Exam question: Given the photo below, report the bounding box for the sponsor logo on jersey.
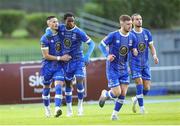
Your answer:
[55,42,61,52]
[119,45,128,56]
[129,40,133,46]
[138,42,146,52]
[64,38,72,48]
[144,34,148,41]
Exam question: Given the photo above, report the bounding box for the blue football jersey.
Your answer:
[130,28,153,68]
[40,33,63,64]
[102,30,137,69]
[57,24,91,60]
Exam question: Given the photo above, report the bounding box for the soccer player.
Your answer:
[130,13,159,114]
[45,12,95,116]
[40,16,71,117]
[98,15,138,120]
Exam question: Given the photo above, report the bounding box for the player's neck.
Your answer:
[134,27,142,32]
[120,29,128,35]
[51,29,58,35]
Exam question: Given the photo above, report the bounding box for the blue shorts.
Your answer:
[41,62,65,85]
[106,62,129,88]
[65,59,86,81]
[131,65,151,80]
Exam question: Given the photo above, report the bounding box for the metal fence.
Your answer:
[0,48,41,63]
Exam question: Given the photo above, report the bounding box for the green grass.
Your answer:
[0,95,180,125]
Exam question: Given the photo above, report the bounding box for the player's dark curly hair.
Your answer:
[64,12,75,20]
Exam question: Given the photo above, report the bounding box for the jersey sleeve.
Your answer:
[101,32,114,46]
[79,29,91,43]
[40,35,49,50]
[146,29,153,45]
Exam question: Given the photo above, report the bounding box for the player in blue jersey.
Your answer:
[98,15,138,120]
[45,12,95,116]
[130,13,159,114]
[40,16,72,118]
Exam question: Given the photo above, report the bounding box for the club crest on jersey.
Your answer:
[119,45,128,56]
[64,38,72,48]
[138,42,146,52]
[144,34,148,41]
[55,42,61,52]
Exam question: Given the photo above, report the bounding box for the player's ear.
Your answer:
[120,21,123,26]
[47,20,50,27]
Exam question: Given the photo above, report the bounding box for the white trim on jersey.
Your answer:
[119,30,129,37]
[85,38,91,44]
[41,47,49,50]
[149,41,154,45]
[132,28,143,33]
[101,40,107,47]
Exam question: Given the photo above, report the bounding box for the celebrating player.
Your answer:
[40,16,71,118]
[45,12,95,116]
[98,15,138,120]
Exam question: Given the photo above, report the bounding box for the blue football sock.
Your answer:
[136,84,144,107]
[114,95,125,112]
[42,88,50,107]
[76,83,84,100]
[55,84,62,107]
[143,89,149,96]
[65,86,72,104]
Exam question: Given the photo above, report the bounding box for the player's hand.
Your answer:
[133,48,138,56]
[60,54,72,61]
[153,55,159,64]
[107,54,116,62]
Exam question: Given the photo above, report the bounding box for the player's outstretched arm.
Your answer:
[84,40,95,63]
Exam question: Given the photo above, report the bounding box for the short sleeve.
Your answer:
[101,32,114,46]
[145,29,153,45]
[40,35,49,50]
[79,29,91,43]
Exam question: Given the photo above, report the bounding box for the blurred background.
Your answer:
[0,0,180,104]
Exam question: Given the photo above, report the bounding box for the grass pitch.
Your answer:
[0,95,180,125]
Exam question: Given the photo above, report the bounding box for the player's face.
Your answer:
[133,15,142,27]
[65,16,75,29]
[47,18,59,30]
[122,20,132,33]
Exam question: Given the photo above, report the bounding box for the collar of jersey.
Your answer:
[118,30,129,37]
[65,25,77,31]
[133,28,143,34]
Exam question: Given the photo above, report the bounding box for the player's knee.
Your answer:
[135,78,143,84]
[112,90,121,97]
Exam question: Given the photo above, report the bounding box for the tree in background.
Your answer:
[83,0,180,29]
